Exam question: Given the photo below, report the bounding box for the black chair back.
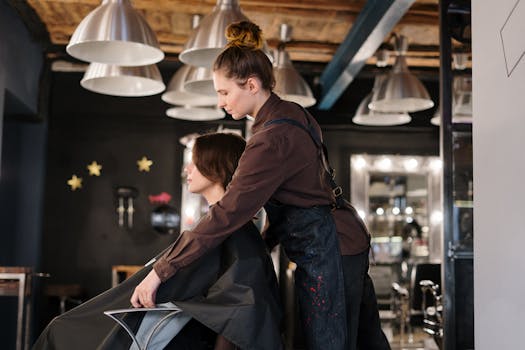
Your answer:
[410,263,441,322]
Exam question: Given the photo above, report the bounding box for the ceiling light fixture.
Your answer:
[369,35,434,113]
[81,63,165,97]
[67,0,164,66]
[178,0,250,68]
[183,66,216,97]
[166,107,225,121]
[273,24,316,108]
[163,14,217,106]
[431,75,472,125]
[353,75,411,126]
[162,65,218,106]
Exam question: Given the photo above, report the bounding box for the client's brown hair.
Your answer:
[192,133,246,189]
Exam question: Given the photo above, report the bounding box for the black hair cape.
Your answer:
[33,222,283,350]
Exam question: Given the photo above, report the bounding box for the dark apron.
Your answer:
[264,113,387,350]
[261,113,350,349]
[264,202,347,349]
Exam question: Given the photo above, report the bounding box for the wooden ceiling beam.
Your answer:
[24,0,447,72]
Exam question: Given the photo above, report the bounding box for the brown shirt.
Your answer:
[154,93,369,282]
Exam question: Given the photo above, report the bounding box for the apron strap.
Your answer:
[264,109,344,208]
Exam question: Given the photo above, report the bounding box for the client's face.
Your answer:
[184,160,215,195]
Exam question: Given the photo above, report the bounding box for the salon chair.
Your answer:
[0,267,50,350]
[104,305,184,350]
[420,279,443,349]
[111,265,143,287]
[391,262,441,344]
[44,283,84,314]
[0,267,33,350]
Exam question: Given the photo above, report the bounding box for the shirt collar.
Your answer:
[251,93,282,134]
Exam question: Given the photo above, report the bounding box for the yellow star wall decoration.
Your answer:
[87,161,102,176]
[67,175,83,191]
[137,156,153,172]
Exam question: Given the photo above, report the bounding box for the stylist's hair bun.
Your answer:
[225,21,264,50]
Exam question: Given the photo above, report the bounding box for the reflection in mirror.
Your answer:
[368,173,428,260]
[351,154,442,263]
[351,154,443,346]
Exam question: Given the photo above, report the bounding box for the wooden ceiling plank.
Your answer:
[24,0,448,71]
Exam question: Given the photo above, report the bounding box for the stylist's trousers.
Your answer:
[342,250,391,350]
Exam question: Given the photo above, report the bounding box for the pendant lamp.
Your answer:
[179,0,251,68]
[431,75,472,125]
[353,93,412,126]
[452,75,472,117]
[163,14,217,104]
[273,24,316,108]
[369,35,434,113]
[166,107,225,121]
[183,66,216,97]
[162,65,218,106]
[81,63,165,97]
[353,74,411,126]
[430,107,472,125]
[67,0,164,66]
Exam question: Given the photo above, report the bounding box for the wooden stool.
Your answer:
[0,266,33,350]
[111,265,143,287]
[44,284,84,314]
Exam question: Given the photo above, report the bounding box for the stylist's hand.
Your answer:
[130,269,161,308]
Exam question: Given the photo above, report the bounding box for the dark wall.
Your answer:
[40,71,244,298]
[0,0,45,267]
[0,1,43,115]
[42,112,186,295]
[0,2,46,348]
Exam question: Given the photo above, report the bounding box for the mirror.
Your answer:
[351,154,442,263]
[350,154,442,316]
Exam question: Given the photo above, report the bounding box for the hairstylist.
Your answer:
[132,21,352,349]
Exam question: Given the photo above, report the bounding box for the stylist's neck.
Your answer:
[251,90,271,118]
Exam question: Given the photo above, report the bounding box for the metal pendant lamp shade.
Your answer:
[183,66,216,97]
[431,75,472,125]
[67,0,164,66]
[179,0,250,68]
[81,63,165,97]
[353,92,411,126]
[273,24,316,107]
[369,36,433,113]
[452,75,472,117]
[166,107,225,121]
[430,108,472,125]
[162,65,218,106]
[274,50,316,108]
[354,74,411,126]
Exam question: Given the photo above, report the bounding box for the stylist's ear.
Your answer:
[246,77,260,95]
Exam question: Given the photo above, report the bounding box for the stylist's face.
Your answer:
[213,70,255,120]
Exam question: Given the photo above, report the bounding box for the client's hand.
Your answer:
[130,269,161,308]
